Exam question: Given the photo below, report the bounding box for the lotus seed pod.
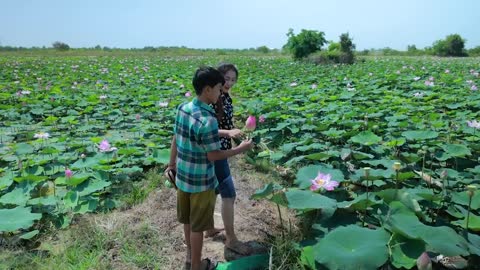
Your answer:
[364,167,371,178]
[467,185,477,197]
[393,162,401,171]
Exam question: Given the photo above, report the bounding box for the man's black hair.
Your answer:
[192,66,225,95]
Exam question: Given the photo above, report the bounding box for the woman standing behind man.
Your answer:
[206,63,252,255]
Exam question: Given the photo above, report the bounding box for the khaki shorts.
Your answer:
[177,189,216,232]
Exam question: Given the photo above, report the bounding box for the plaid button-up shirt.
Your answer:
[174,98,221,193]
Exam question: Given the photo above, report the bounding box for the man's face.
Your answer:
[209,83,222,104]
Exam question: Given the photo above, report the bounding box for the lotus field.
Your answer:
[1,55,480,268]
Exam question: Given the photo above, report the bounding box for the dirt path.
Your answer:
[98,155,280,269]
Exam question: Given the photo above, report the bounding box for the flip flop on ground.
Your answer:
[225,240,253,256]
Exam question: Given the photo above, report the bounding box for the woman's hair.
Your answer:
[215,63,239,122]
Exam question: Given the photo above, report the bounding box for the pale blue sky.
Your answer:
[1,0,479,50]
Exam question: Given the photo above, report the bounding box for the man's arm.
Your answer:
[167,135,177,170]
[207,139,253,161]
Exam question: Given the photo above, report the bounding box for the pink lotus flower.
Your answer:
[185,91,192,97]
[245,116,256,131]
[416,252,432,270]
[310,172,339,191]
[34,132,50,139]
[259,115,266,123]
[158,101,169,107]
[135,114,141,121]
[424,80,434,87]
[98,139,111,152]
[65,168,73,178]
[471,85,478,91]
[467,120,480,129]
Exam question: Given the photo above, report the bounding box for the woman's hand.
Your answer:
[227,129,243,138]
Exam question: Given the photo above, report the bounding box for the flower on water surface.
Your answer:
[467,120,480,129]
[245,116,256,131]
[416,252,432,270]
[65,168,73,178]
[310,172,339,192]
[34,132,50,139]
[413,92,424,98]
[98,139,117,152]
[424,80,434,87]
[158,101,169,107]
[259,115,266,123]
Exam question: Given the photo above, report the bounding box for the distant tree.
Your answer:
[339,33,355,53]
[52,41,70,51]
[328,42,340,52]
[468,46,480,57]
[338,33,355,64]
[256,45,270,53]
[283,28,327,59]
[407,44,417,52]
[432,34,467,57]
[94,45,101,50]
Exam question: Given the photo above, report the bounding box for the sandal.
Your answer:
[204,228,224,238]
[225,240,252,255]
[201,258,217,270]
[165,168,178,190]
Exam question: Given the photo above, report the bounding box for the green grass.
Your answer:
[0,168,169,270]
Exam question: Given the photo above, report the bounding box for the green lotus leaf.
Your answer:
[313,225,390,270]
[285,189,337,210]
[0,206,42,232]
[389,233,425,269]
[441,143,471,157]
[350,131,382,146]
[401,130,438,141]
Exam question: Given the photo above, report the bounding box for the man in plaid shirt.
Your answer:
[166,67,253,270]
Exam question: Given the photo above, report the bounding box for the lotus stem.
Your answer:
[276,203,285,238]
[466,185,476,231]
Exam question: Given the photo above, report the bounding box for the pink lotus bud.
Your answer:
[135,114,141,121]
[416,252,432,270]
[245,116,256,131]
[65,168,73,178]
[185,91,191,97]
[259,115,266,123]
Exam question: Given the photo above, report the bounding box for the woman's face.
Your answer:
[223,70,237,93]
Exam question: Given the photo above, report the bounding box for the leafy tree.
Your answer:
[256,46,270,53]
[283,28,327,59]
[328,42,340,52]
[52,41,70,51]
[339,33,355,53]
[468,46,480,57]
[432,34,467,56]
[407,44,417,52]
